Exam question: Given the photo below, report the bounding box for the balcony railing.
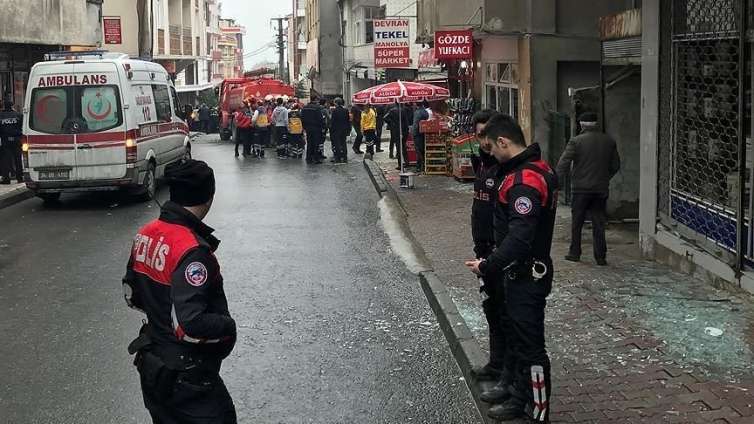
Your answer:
[211,50,222,60]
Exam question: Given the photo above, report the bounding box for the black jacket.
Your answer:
[123,202,236,365]
[301,103,325,131]
[350,106,362,131]
[330,105,351,136]
[555,128,620,195]
[0,108,23,144]
[471,149,501,258]
[412,107,430,141]
[479,144,558,281]
[385,104,411,135]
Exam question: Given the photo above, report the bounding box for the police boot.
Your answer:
[480,378,511,403]
[487,391,526,420]
[472,363,503,382]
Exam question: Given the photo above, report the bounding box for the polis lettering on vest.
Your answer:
[133,233,170,272]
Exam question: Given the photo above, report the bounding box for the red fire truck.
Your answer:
[218,73,295,141]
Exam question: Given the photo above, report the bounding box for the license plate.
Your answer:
[38,169,71,181]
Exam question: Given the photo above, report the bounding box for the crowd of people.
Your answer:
[228,96,436,170]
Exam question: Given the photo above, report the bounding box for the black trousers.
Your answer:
[388,127,399,157]
[481,275,512,374]
[375,122,384,151]
[141,371,237,424]
[352,125,363,151]
[504,271,552,422]
[0,141,22,182]
[332,131,348,161]
[235,128,252,155]
[363,129,377,155]
[396,133,409,169]
[305,130,323,162]
[569,193,608,260]
[414,136,425,172]
[274,127,289,157]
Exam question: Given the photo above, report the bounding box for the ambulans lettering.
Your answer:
[133,234,170,271]
[37,74,108,87]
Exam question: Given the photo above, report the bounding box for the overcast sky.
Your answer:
[221,0,293,70]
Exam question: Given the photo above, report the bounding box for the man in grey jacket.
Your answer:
[556,113,620,266]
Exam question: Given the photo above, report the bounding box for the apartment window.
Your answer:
[155,0,165,28]
[484,62,519,119]
[363,6,385,44]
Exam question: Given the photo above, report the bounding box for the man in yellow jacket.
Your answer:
[361,103,378,160]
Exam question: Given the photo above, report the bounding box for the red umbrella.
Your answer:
[352,80,450,105]
[352,81,449,174]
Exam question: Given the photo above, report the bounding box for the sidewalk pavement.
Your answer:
[0,182,31,210]
[372,151,754,423]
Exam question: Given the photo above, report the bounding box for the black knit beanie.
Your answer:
[159,159,216,206]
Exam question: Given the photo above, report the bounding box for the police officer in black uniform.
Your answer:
[0,97,24,184]
[123,159,237,424]
[468,110,514,390]
[466,114,557,423]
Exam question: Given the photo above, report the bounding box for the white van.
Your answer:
[22,51,191,203]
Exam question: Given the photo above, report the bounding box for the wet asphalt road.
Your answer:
[0,135,478,424]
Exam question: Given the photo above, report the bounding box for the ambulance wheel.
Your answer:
[220,128,231,141]
[138,163,157,202]
[37,193,61,205]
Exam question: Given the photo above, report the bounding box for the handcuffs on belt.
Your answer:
[501,260,548,282]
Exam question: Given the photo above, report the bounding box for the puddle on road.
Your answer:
[377,197,427,274]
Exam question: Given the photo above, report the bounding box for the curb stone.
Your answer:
[0,185,33,210]
[363,159,498,424]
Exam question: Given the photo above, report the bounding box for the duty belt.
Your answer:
[503,259,549,282]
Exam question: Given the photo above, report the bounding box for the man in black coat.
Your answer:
[301,98,326,164]
[375,105,386,153]
[350,104,363,155]
[555,112,620,266]
[330,98,351,163]
[0,98,23,184]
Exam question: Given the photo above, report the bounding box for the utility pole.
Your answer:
[271,17,288,84]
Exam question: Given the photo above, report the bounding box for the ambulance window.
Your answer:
[80,86,121,131]
[151,84,172,122]
[170,86,181,120]
[132,84,157,125]
[30,88,68,134]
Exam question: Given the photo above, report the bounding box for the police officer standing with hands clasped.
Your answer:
[466,114,558,423]
[0,97,24,184]
[468,110,513,392]
[123,159,237,424]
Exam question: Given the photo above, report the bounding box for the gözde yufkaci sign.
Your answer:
[374,19,410,68]
[434,30,473,60]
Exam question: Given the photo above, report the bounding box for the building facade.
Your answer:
[417,0,639,216]
[639,0,754,295]
[218,18,245,79]
[0,0,103,107]
[288,0,309,88]
[305,0,343,99]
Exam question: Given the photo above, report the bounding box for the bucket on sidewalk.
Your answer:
[399,172,415,189]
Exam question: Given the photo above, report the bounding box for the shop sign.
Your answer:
[374,19,410,68]
[103,17,122,45]
[434,30,473,60]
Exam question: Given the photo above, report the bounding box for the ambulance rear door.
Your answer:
[70,61,127,180]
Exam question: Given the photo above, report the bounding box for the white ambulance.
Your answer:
[22,51,191,203]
